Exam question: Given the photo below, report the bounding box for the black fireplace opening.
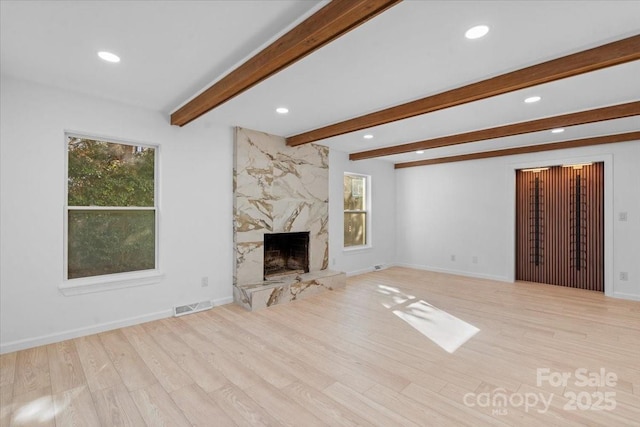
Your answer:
[264,232,309,279]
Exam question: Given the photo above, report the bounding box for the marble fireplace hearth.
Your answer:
[233,270,346,311]
[233,127,345,311]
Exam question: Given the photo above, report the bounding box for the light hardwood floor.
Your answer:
[1,267,639,426]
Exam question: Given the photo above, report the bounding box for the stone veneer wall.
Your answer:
[234,127,329,285]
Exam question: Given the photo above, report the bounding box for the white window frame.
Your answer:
[343,172,372,251]
[61,132,163,296]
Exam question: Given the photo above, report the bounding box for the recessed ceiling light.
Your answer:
[465,25,490,40]
[551,128,565,133]
[97,51,120,63]
[524,96,541,103]
[275,107,289,114]
[363,134,374,139]
[416,150,424,154]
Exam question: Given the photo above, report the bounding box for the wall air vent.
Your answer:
[173,300,213,317]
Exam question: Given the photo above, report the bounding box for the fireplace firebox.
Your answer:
[264,232,309,279]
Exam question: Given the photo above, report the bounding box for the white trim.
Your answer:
[612,292,640,302]
[212,296,234,306]
[346,266,376,277]
[367,265,639,302]
[344,172,372,248]
[63,132,160,287]
[59,269,164,296]
[0,308,172,354]
[392,262,512,283]
[65,130,158,150]
[343,244,372,253]
[63,133,69,281]
[0,295,234,354]
[345,264,388,276]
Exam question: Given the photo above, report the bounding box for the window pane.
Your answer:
[344,175,365,211]
[68,210,155,279]
[68,137,155,207]
[344,212,366,247]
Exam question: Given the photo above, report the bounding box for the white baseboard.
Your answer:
[0,309,172,354]
[390,264,640,301]
[0,295,234,354]
[392,262,512,283]
[346,267,375,277]
[612,292,640,302]
[212,296,234,306]
[345,264,390,277]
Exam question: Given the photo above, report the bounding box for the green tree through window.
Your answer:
[344,174,368,247]
[67,136,156,279]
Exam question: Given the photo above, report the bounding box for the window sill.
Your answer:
[59,270,164,296]
[343,245,372,253]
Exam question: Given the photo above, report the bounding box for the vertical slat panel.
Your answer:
[516,170,524,280]
[516,163,603,291]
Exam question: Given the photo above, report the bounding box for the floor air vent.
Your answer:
[173,300,213,317]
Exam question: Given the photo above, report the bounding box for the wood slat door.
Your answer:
[515,163,604,291]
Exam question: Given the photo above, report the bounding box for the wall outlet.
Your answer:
[332,258,336,266]
[472,256,478,264]
[450,254,456,262]
[619,272,628,281]
[618,212,628,222]
[201,276,209,287]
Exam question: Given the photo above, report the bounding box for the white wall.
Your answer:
[0,76,234,353]
[395,141,640,300]
[2,75,636,353]
[329,150,396,276]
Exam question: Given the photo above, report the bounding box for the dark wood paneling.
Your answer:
[287,35,640,146]
[171,0,402,126]
[394,132,640,169]
[516,163,604,291]
[351,102,640,160]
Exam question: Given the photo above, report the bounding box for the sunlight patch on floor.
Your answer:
[376,284,416,309]
[11,385,84,425]
[12,396,57,425]
[392,299,480,353]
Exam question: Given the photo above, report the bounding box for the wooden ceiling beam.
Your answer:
[349,101,640,160]
[394,132,640,169]
[170,0,402,127]
[287,34,640,146]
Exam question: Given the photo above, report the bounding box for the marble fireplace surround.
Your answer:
[233,127,345,310]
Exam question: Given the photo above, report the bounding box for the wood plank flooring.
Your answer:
[1,267,639,426]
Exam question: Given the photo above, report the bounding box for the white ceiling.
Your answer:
[0,0,322,112]
[2,0,639,163]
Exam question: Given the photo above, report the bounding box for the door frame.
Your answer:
[506,153,613,297]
